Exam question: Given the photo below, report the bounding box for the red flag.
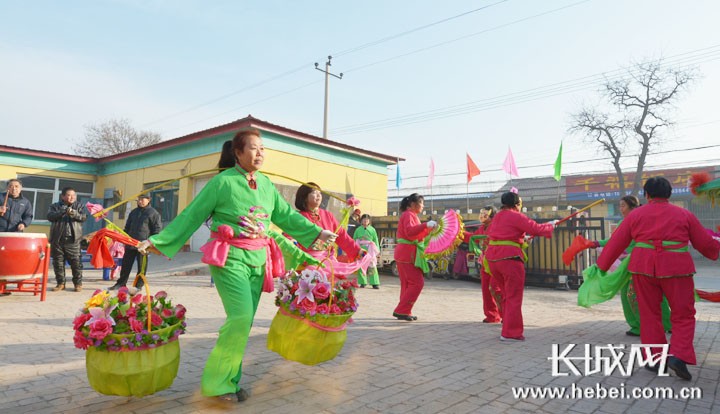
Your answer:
[466,153,481,183]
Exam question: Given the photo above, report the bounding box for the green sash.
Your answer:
[634,240,689,253]
[488,239,529,262]
[397,238,429,273]
[469,234,487,256]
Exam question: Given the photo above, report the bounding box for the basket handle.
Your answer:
[132,255,152,332]
[318,255,336,309]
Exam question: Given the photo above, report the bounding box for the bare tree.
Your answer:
[570,60,695,197]
[72,118,162,157]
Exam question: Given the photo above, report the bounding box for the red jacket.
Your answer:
[597,199,720,277]
[463,225,485,243]
[485,208,553,261]
[299,209,361,260]
[394,210,431,263]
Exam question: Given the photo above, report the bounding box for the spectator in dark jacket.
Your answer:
[47,187,87,292]
[109,194,161,290]
[0,179,33,232]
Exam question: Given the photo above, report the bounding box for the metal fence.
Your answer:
[371,214,606,289]
[525,217,605,289]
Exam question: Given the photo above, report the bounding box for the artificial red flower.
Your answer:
[73,313,92,331]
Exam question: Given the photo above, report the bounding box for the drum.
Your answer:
[0,232,49,281]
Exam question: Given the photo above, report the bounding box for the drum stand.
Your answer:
[0,243,51,301]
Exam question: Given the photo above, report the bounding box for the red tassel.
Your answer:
[689,172,712,195]
[562,235,596,265]
[696,289,720,302]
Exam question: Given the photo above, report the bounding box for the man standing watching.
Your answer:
[47,187,87,292]
[109,194,161,290]
[0,179,33,232]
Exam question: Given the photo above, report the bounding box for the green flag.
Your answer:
[553,142,563,182]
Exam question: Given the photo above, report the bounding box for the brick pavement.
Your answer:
[1,258,719,414]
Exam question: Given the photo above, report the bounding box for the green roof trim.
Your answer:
[0,152,99,175]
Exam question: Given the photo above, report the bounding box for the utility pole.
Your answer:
[315,56,343,139]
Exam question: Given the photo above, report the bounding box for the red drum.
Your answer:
[0,232,49,281]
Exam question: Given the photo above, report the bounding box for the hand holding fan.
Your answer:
[423,209,465,260]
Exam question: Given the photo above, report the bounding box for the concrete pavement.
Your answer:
[0,252,718,413]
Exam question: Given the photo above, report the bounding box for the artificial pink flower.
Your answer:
[73,330,93,350]
[329,304,342,315]
[117,291,128,302]
[155,291,167,300]
[312,282,331,300]
[129,317,144,333]
[174,305,186,319]
[346,197,360,206]
[88,319,114,340]
[162,309,173,318]
[124,307,137,318]
[131,294,143,305]
[73,313,92,331]
[85,202,107,222]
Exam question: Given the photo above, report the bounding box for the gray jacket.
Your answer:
[0,192,33,232]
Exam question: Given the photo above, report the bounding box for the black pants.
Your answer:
[51,238,83,286]
[116,248,145,288]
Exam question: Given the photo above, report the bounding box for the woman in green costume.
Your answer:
[579,195,671,336]
[138,129,338,403]
[354,214,381,288]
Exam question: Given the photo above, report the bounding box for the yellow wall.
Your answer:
[0,165,97,237]
[97,148,387,229]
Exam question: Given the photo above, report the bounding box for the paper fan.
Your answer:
[423,209,464,260]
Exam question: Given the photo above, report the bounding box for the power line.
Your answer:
[139,1,510,128]
[332,45,720,135]
[333,0,510,57]
[342,0,593,75]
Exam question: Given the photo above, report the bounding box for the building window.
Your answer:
[144,181,179,228]
[16,175,95,223]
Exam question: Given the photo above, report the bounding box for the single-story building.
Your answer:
[1,115,401,251]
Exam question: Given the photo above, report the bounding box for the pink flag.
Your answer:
[502,147,520,177]
[426,158,435,188]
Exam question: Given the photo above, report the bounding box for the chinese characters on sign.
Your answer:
[565,168,715,200]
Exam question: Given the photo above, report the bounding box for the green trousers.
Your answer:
[621,279,672,335]
[357,265,380,286]
[201,259,264,396]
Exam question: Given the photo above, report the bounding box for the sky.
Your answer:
[2,0,719,195]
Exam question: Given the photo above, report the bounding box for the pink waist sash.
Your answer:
[199,224,284,293]
[305,243,379,276]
